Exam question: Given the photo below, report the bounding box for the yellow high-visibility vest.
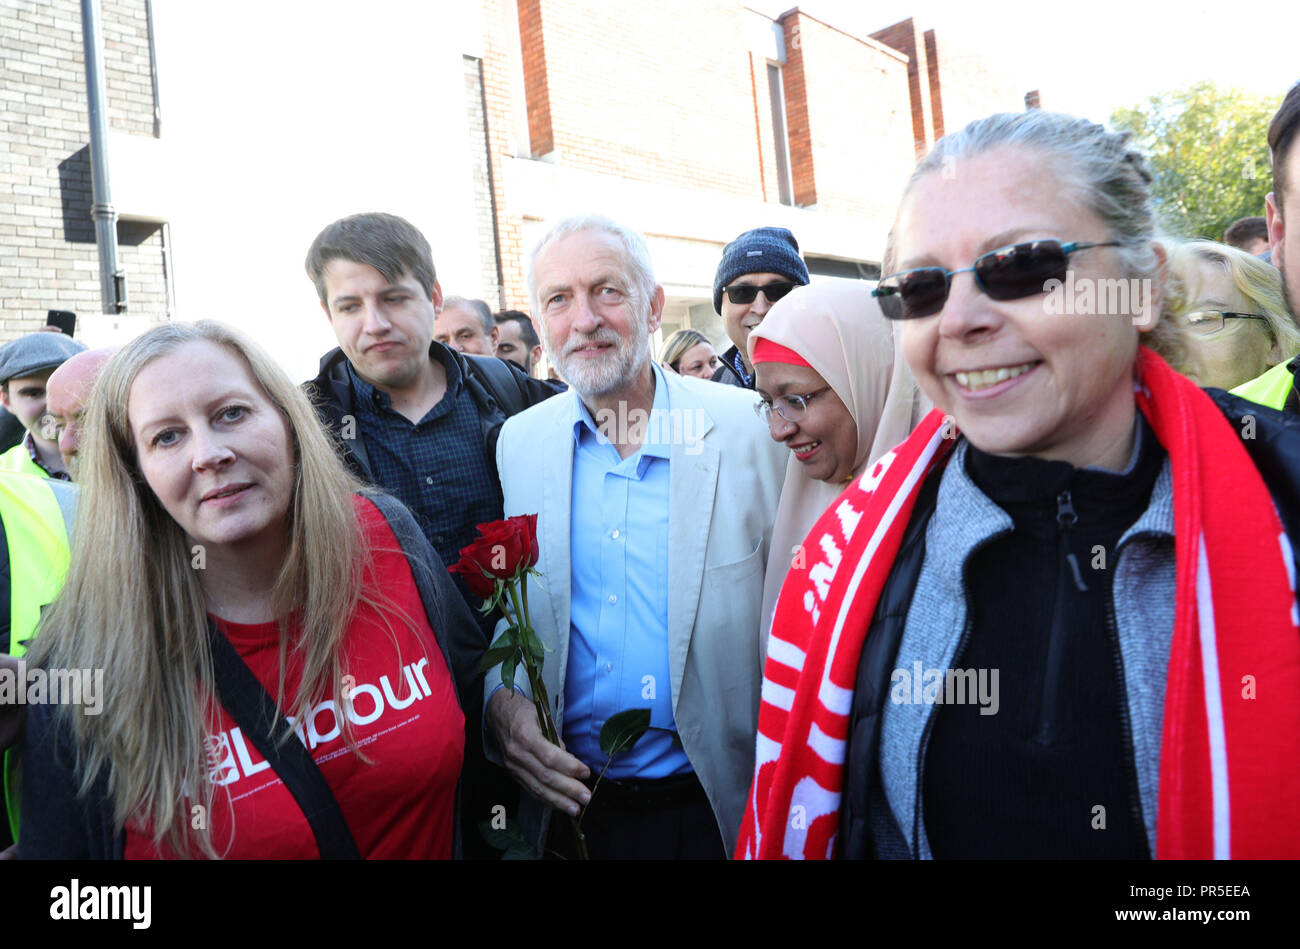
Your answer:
[0,442,48,480]
[1,472,76,843]
[1231,358,1298,411]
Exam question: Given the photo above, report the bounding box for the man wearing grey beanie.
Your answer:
[710,226,810,388]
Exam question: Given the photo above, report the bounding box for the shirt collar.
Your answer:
[722,345,754,388]
[24,431,71,481]
[347,342,462,414]
[570,361,673,460]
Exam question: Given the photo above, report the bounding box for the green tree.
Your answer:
[1111,81,1278,242]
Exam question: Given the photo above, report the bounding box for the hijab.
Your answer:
[748,281,928,638]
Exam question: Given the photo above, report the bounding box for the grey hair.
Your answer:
[905,111,1161,286]
[442,296,494,335]
[525,214,657,316]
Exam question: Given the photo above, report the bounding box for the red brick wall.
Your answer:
[870,17,934,158]
[782,12,916,218]
[923,29,943,141]
[517,0,552,158]
[516,0,764,199]
[782,13,815,206]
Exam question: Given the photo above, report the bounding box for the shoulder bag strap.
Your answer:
[206,618,361,859]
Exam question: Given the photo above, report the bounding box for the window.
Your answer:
[767,63,794,206]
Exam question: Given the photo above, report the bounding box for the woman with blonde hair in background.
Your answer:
[1148,238,1299,392]
[19,321,479,859]
[748,282,926,637]
[659,328,720,380]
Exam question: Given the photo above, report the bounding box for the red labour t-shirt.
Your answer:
[125,497,465,859]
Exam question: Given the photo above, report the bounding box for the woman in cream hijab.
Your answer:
[749,282,927,636]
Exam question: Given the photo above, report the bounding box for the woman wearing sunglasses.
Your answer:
[748,282,925,638]
[739,111,1300,860]
[1147,239,1300,392]
[19,322,478,858]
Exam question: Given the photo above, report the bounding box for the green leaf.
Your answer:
[488,624,519,649]
[501,652,518,694]
[519,625,545,664]
[477,818,538,859]
[477,643,522,674]
[599,707,652,757]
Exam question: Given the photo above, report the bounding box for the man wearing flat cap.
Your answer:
[0,332,87,480]
[710,227,810,389]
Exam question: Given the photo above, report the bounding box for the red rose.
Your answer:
[512,514,539,571]
[449,547,497,598]
[448,514,539,598]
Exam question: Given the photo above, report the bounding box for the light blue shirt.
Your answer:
[563,363,690,778]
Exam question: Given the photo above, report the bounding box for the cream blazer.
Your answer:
[486,368,787,856]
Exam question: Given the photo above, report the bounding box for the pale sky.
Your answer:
[752,0,1298,124]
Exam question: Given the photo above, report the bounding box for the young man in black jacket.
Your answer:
[303,212,557,857]
[304,212,558,570]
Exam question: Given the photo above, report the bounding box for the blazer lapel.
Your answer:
[666,378,717,714]
[539,399,575,704]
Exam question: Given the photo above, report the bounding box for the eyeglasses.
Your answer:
[1179,309,1271,337]
[873,239,1122,320]
[754,386,831,425]
[723,282,796,306]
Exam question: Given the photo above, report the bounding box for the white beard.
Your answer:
[546,318,650,399]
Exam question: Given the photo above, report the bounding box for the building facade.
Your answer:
[1,1,1032,376]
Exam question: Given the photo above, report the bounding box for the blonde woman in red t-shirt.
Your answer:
[19,321,475,859]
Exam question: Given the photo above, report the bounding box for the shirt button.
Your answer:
[610,529,620,539]
[605,663,613,673]
[425,476,433,485]
[608,594,617,605]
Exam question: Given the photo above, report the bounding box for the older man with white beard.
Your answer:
[484,215,787,859]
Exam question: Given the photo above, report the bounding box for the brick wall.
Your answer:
[926,30,1027,135]
[781,11,915,219]
[870,17,935,158]
[923,29,943,141]
[0,0,166,339]
[463,55,503,308]
[481,0,530,311]
[782,12,815,206]
[518,0,765,200]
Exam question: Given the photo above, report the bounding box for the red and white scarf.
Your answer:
[738,348,1300,859]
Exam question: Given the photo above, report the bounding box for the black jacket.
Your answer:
[836,389,1300,859]
[710,345,753,389]
[19,492,484,859]
[303,344,562,484]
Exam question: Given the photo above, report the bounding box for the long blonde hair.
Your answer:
[1153,239,1300,373]
[28,321,370,858]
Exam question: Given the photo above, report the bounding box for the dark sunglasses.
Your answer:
[873,239,1122,320]
[723,281,796,305]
